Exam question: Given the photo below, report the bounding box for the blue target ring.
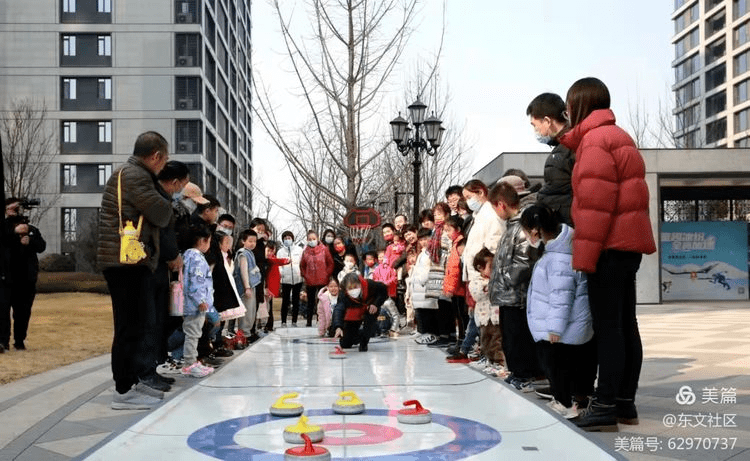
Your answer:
[187,408,501,460]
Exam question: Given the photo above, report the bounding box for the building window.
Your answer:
[98,121,112,142]
[735,107,750,132]
[63,0,76,13]
[705,63,726,91]
[63,208,77,242]
[98,35,111,56]
[63,121,77,142]
[735,79,750,104]
[706,92,726,118]
[705,38,726,66]
[676,78,700,105]
[675,27,699,59]
[735,50,750,77]
[176,34,201,67]
[98,164,112,186]
[734,0,749,20]
[677,104,701,129]
[97,0,111,13]
[705,9,726,39]
[736,135,750,146]
[675,53,700,82]
[63,164,78,186]
[63,78,77,99]
[98,78,111,99]
[675,2,699,34]
[706,117,727,144]
[62,35,76,56]
[735,21,750,47]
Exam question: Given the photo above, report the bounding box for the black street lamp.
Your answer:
[389,99,445,224]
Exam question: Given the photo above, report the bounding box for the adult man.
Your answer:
[97,131,173,410]
[216,214,235,236]
[444,185,464,215]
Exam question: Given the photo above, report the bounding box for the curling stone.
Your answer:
[329,345,347,359]
[270,392,305,417]
[332,390,365,415]
[284,433,331,461]
[397,399,432,424]
[283,415,325,444]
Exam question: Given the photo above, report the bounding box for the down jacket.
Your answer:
[278,244,304,285]
[559,109,656,273]
[97,156,173,272]
[409,250,438,310]
[536,141,575,227]
[488,212,541,308]
[526,224,593,345]
[299,243,333,287]
[332,277,388,327]
[462,200,505,282]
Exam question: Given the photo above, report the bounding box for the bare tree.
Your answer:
[1,99,58,221]
[253,0,428,224]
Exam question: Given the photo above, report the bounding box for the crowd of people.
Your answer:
[95,77,656,433]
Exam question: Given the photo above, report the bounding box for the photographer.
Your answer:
[1,198,46,350]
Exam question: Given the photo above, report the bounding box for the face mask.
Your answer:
[172,192,183,202]
[344,261,355,269]
[527,238,542,248]
[365,260,375,267]
[467,197,482,211]
[383,233,394,242]
[308,240,318,247]
[216,225,232,236]
[348,288,361,298]
[324,236,334,244]
[535,132,553,144]
[283,239,293,247]
[181,198,197,213]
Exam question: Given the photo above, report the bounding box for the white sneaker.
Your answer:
[111,388,161,410]
[547,399,579,419]
[415,333,437,345]
[181,361,214,378]
[157,360,183,375]
[469,357,488,369]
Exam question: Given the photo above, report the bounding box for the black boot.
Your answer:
[616,398,639,425]
[573,397,618,432]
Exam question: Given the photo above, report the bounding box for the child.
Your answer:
[382,223,404,268]
[442,215,468,359]
[332,273,388,351]
[362,251,378,279]
[234,229,262,341]
[214,233,243,353]
[522,205,594,419]
[316,277,340,337]
[265,241,291,330]
[410,228,439,344]
[337,252,361,283]
[372,248,399,327]
[181,225,216,378]
[470,248,506,376]
[428,202,454,346]
[487,180,543,392]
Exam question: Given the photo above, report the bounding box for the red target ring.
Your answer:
[319,423,402,445]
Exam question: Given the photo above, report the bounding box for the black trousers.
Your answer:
[281,282,302,324]
[452,295,468,340]
[104,266,158,394]
[152,264,171,365]
[537,339,597,407]
[0,282,8,347]
[339,312,377,349]
[501,306,541,380]
[416,308,438,335]
[2,281,36,346]
[587,250,643,404]
[305,285,324,327]
[437,298,454,337]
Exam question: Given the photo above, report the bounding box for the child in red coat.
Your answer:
[264,241,290,299]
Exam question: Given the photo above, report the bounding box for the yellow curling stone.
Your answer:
[270,392,305,417]
[332,391,365,415]
[283,415,325,444]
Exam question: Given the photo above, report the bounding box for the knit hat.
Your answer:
[499,175,530,196]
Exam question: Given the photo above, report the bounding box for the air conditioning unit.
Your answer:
[176,12,193,23]
[178,141,196,152]
[177,98,194,110]
[177,56,194,67]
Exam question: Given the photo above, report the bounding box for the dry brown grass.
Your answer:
[1,292,113,384]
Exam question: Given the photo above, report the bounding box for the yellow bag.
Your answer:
[117,170,147,265]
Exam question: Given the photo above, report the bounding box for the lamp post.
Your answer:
[389,99,445,224]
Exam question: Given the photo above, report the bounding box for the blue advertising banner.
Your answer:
[661,222,749,301]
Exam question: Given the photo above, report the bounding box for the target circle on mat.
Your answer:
[187,408,501,460]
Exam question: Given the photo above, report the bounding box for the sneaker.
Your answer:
[535,386,554,400]
[291,323,297,328]
[157,360,183,375]
[547,399,579,419]
[509,377,535,393]
[281,323,287,328]
[468,357,488,369]
[410,330,421,337]
[573,397,618,432]
[213,347,234,357]
[446,344,459,355]
[415,334,438,345]
[446,352,470,363]
[491,365,511,379]
[181,361,214,378]
[111,388,161,410]
[427,337,453,348]
[616,398,639,425]
[135,382,165,399]
[139,374,171,392]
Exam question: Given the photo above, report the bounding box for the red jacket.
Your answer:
[443,234,465,297]
[299,243,334,286]
[265,256,290,297]
[559,109,656,272]
[372,263,397,297]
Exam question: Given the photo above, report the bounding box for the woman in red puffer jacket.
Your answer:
[299,230,334,327]
[559,77,656,432]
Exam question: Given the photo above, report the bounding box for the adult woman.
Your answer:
[332,273,388,351]
[299,230,334,327]
[461,179,505,285]
[278,231,304,327]
[559,77,656,431]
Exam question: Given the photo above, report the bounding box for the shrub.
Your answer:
[39,254,76,272]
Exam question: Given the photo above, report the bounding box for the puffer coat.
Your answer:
[488,212,541,308]
[536,142,574,227]
[526,224,593,344]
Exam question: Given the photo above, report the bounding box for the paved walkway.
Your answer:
[0,301,748,461]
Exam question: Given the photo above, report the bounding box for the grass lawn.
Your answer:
[1,292,113,384]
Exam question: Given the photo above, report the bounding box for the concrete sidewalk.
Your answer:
[0,301,748,461]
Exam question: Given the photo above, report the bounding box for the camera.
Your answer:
[19,198,40,209]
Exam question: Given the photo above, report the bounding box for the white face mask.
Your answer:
[467,197,482,212]
[348,287,361,298]
[284,239,293,247]
[344,261,355,269]
[527,238,542,248]
[216,225,232,236]
[308,240,318,247]
[324,236,334,244]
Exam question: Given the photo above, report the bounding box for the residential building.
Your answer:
[0,0,253,267]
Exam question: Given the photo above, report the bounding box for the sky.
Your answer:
[250,0,675,231]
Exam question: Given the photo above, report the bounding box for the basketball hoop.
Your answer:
[343,207,381,246]
[348,224,373,245]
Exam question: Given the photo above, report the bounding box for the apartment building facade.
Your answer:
[0,0,253,265]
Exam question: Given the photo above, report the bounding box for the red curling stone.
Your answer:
[284,433,331,461]
[329,346,347,359]
[396,399,432,424]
